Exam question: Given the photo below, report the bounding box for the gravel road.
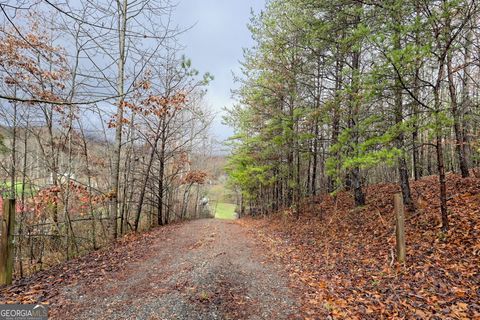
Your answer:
[55,219,300,319]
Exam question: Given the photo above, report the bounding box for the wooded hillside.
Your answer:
[226,0,480,318]
[0,1,214,279]
[227,0,480,231]
[241,174,480,318]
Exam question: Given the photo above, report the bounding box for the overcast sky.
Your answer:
[173,1,265,143]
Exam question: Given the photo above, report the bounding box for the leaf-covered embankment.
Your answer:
[241,174,480,319]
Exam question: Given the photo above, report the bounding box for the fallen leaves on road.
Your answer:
[0,224,179,307]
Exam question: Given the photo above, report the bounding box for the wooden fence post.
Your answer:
[394,193,406,263]
[0,198,15,285]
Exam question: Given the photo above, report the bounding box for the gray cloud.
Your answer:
[173,0,265,142]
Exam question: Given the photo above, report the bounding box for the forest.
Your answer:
[226,0,479,317]
[227,0,479,227]
[0,0,479,319]
[0,0,216,277]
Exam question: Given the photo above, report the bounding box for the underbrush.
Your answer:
[241,174,480,319]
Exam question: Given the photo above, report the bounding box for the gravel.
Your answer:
[55,219,301,320]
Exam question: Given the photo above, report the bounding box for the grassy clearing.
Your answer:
[207,184,233,203]
[0,182,35,196]
[207,182,236,219]
[214,202,236,220]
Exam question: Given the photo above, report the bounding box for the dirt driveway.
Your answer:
[50,219,300,319]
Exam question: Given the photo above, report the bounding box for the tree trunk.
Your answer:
[349,18,365,207]
[157,133,166,226]
[393,17,414,210]
[461,25,473,167]
[447,51,469,178]
[110,0,128,240]
[434,59,449,231]
[311,122,319,196]
[412,3,422,181]
[328,48,343,193]
[134,138,158,231]
[436,133,449,231]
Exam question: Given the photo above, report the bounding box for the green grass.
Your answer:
[207,182,236,219]
[214,202,236,220]
[0,182,36,197]
[207,184,233,203]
